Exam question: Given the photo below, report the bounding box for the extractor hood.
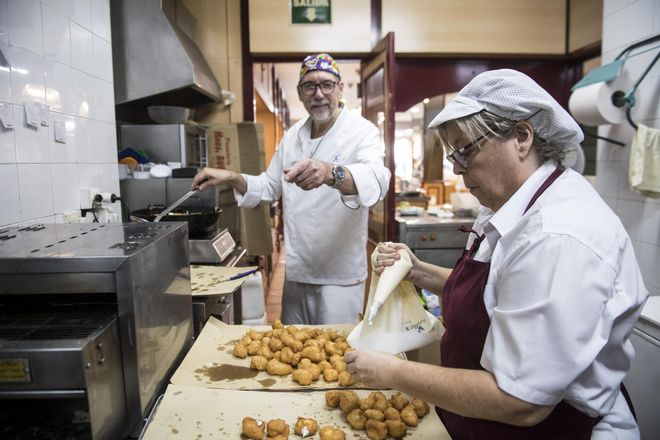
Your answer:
[111,0,222,118]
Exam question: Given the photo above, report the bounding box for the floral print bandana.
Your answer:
[299,53,341,81]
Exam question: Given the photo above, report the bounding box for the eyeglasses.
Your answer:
[298,81,337,96]
[446,135,487,168]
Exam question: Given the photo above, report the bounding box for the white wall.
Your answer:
[594,0,660,296]
[0,0,119,227]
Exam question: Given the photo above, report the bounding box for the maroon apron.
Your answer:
[438,166,604,440]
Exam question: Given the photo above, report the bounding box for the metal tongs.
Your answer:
[153,189,198,222]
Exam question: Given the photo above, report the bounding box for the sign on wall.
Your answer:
[291,0,331,24]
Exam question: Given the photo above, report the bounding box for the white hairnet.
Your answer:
[428,69,583,147]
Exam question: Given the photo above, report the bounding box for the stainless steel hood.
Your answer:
[111,0,221,116]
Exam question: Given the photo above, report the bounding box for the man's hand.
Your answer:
[283,159,332,190]
[191,167,246,193]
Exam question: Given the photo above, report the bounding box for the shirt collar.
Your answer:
[488,161,557,239]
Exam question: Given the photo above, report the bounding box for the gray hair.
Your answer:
[436,111,566,163]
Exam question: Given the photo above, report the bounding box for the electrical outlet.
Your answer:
[62,210,80,223]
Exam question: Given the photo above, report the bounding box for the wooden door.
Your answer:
[360,32,396,309]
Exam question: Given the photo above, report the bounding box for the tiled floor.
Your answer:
[265,248,285,324]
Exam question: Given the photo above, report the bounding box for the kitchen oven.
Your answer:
[0,223,193,439]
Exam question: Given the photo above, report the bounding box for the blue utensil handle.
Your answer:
[228,268,258,280]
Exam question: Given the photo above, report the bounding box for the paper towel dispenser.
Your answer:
[569,34,660,132]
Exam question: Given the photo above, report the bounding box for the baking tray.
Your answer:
[170,317,358,390]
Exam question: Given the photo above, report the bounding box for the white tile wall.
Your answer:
[597,0,660,296]
[0,0,118,226]
[42,4,71,64]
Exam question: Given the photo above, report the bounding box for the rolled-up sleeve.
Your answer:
[234,146,285,208]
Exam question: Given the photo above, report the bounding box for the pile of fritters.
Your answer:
[232,319,355,386]
[241,416,346,440]
[325,390,431,439]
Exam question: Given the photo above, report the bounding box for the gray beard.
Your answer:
[309,106,332,122]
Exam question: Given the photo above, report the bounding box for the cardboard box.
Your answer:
[207,123,273,257]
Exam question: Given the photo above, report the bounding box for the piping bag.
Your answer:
[366,249,413,324]
[348,246,444,355]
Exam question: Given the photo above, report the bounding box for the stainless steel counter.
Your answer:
[396,214,475,268]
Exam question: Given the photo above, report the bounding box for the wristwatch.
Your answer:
[331,164,346,189]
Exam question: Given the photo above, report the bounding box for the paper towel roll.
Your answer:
[569,75,631,126]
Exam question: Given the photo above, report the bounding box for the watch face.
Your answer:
[333,165,345,188]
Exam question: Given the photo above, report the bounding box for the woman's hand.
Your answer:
[373,242,418,276]
[344,350,401,388]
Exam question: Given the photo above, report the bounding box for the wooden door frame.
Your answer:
[361,32,397,243]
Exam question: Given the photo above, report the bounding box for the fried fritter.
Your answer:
[338,371,354,386]
[365,419,388,440]
[390,392,409,411]
[400,404,419,427]
[294,417,318,437]
[338,390,360,414]
[364,409,385,421]
[386,419,407,438]
[323,368,339,382]
[266,418,289,437]
[325,390,341,408]
[266,358,293,376]
[346,408,367,430]
[241,417,265,440]
[292,367,314,386]
[371,391,389,412]
[411,399,430,417]
[384,407,401,421]
[319,426,346,440]
[359,395,375,411]
[232,343,247,358]
[250,355,268,371]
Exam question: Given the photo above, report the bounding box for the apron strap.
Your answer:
[458,225,486,256]
[523,165,566,214]
[620,383,637,422]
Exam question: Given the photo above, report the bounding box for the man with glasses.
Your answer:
[346,69,646,439]
[193,53,390,325]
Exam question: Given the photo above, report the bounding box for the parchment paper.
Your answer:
[170,317,357,390]
[140,385,451,440]
[190,265,258,296]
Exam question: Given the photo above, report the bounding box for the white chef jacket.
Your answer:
[235,107,390,285]
[468,161,647,438]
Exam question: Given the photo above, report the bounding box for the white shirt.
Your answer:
[470,162,647,438]
[235,107,391,285]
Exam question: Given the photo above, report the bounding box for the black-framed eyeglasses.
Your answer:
[446,135,487,168]
[298,80,337,96]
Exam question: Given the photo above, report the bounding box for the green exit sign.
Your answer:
[291,0,331,24]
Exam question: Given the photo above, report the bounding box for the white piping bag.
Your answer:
[366,250,412,324]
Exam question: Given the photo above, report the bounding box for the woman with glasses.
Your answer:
[193,53,390,325]
[345,69,647,439]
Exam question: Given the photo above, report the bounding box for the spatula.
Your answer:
[154,189,198,222]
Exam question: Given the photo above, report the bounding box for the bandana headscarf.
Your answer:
[299,53,341,81]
